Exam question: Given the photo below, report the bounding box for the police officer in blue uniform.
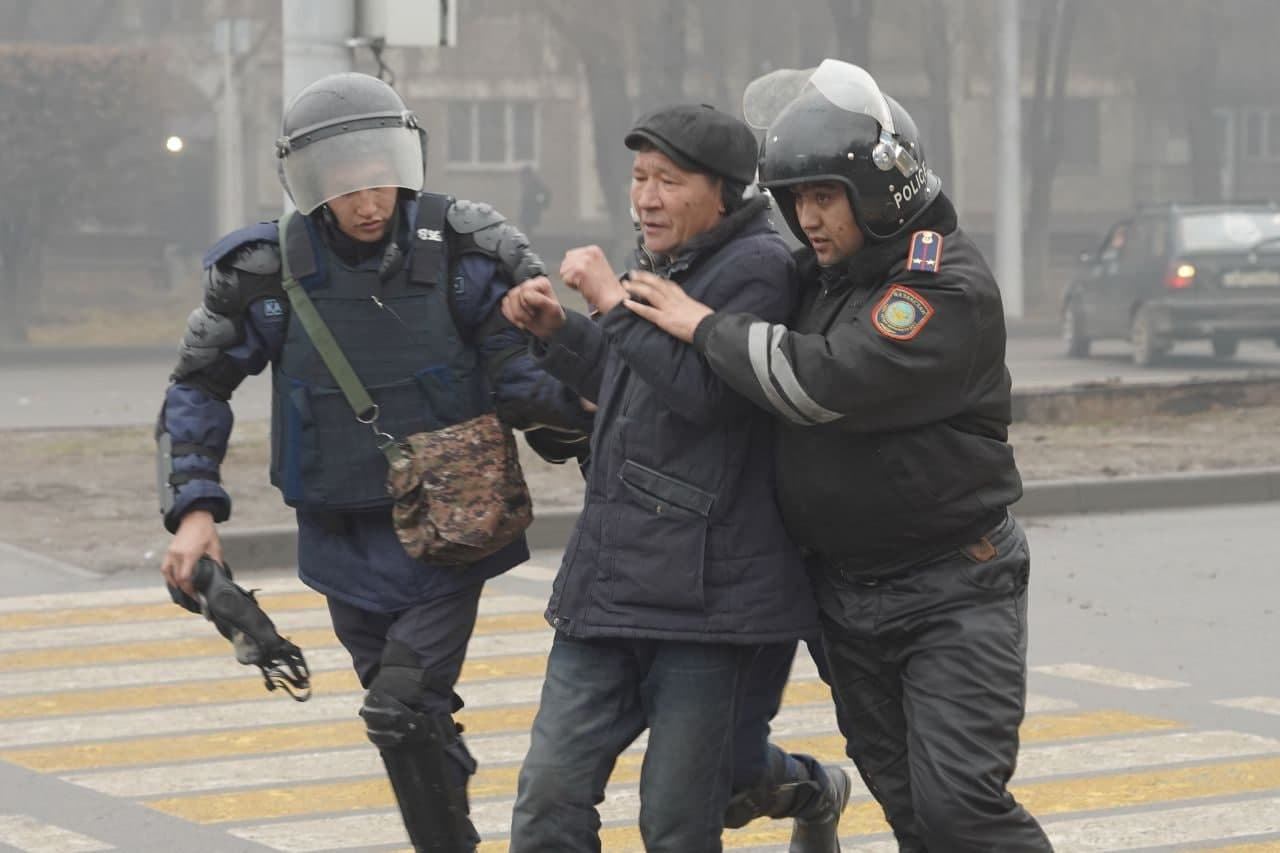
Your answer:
[156,72,590,852]
[624,61,1053,852]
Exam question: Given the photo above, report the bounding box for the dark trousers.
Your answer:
[816,514,1053,853]
[327,582,485,803]
[732,641,798,791]
[721,638,836,828]
[510,633,760,853]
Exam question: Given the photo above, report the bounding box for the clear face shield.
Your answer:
[743,59,920,179]
[277,117,425,215]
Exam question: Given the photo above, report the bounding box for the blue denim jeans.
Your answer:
[510,633,758,853]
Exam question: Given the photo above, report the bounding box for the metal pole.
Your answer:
[995,0,1024,318]
[281,0,356,208]
[282,0,356,109]
[216,36,244,236]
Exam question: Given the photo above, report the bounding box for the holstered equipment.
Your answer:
[168,557,311,701]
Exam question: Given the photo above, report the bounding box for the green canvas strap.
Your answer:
[277,210,407,465]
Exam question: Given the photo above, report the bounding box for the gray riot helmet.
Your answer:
[747,59,941,244]
[275,72,426,215]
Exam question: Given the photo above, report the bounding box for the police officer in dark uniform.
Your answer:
[156,72,589,852]
[623,60,1053,852]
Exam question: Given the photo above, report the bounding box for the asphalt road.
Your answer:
[4,333,1280,431]
[0,503,1278,851]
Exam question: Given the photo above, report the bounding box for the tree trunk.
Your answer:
[580,51,638,263]
[1024,0,1077,313]
[634,0,687,114]
[697,0,733,111]
[826,0,875,67]
[0,220,33,345]
[1184,7,1222,202]
[920,0,954,191]
[0,261,28,346]
[542,0,637,262]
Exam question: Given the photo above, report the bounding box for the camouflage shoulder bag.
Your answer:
[277,211,532,565]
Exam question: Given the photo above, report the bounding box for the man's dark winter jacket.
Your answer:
[532,198,819,642]
[694,193,1022,573]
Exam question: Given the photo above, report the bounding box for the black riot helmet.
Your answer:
[748,60,941,244]
[275,72,427,214]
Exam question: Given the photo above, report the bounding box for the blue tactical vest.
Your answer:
[269,194,490,510]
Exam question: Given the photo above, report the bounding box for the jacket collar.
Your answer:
[798,192,959,291]
[632,196,773,279]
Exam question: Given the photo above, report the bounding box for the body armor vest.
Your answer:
[270,194,490,509]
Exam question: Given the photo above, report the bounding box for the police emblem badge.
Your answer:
[907,229,944,272]
[872,285,934,340]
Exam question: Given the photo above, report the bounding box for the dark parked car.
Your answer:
[1062,202,1280,365]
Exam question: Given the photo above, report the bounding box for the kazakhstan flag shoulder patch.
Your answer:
[872,285,934,341]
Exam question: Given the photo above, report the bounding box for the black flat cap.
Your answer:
[625,103,758,185]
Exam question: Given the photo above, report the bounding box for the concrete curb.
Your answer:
[219,467,1280,573]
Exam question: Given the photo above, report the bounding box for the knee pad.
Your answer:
[368,639,461,712]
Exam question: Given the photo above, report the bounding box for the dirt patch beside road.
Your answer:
[4,405,1278,573]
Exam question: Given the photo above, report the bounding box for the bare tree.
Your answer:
[1023,0,1078,308]
[0,44,174,343]
[826,0,875,66]
[919,0,955,190]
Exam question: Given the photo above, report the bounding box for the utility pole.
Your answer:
[215,17,251,236]
[282,0,355,107]
[281,0,356,208]
[995,0,1024,318]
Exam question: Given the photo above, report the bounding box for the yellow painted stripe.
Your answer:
[676,755,1280,850]
[2,703,540,772]
[1194,843,1280,852]
[143,712,1181,824]
[0,592,326,631]
[0,612,548,672]
[0,654,551,720]
[3,693,1175,776]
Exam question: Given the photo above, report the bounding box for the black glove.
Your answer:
[168,557,312,701]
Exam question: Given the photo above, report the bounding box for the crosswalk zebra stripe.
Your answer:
[1039,796,1280,851]
[144,728,1280,826]
[63,699,1105,802]
[1031,663,1190,690]
[2,696,1127,777]
[0,814,114,852]
[0,574,304,614]
[0,611,550,672]
[582,757,1280,853]
[0,629,555,697]
[223,753,1280,852]
[0,593,545,651]
[0,572,545,619]
[1217,697,1280,717]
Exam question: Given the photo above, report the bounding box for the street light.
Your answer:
[165,135,185,154]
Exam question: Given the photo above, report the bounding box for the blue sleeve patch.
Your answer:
[202,222,279,270]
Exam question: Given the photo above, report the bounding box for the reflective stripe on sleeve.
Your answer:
[746,322,843,425]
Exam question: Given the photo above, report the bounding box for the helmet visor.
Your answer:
[743,59,894,134]
[281,125,423,214]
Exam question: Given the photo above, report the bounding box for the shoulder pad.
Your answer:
[203,245,284,317]
[905,230,944,274]
[202,222,280,271]
[446,199,505,234]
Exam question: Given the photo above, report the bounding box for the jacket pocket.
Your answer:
[608,461,714,613]
[617,460,716,518]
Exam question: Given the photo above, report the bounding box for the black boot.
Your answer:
[788,759,851,853]
[723,748,851,852]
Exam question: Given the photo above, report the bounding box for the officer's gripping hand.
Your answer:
[622,270,714,344]
[162,510,224,598]
[502,276,566,340]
